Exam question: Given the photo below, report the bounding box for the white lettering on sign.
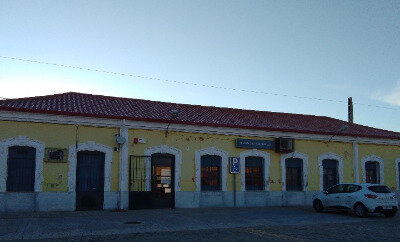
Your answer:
[230,157,240,174]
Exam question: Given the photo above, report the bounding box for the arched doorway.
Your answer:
[76,151,105,210]
[151,153,175,208]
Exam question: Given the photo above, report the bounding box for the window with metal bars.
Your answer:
[285,158,303,191]
[322,159,338,190]
[245,156,264,191]
[7,146,36,192]
[201,155,221,191]
[365,161,380,184]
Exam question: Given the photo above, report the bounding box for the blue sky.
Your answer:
[1,1,400,131]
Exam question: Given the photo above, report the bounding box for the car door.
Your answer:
[335,184,350,208]
[326,184,348,208]
[324,185,339,207]
[341,184,361,209]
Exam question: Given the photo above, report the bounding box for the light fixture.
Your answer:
[165,109,180,137]
[114,134,126,151]
[327,124,349,143]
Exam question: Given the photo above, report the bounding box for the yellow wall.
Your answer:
[130,129,354,192]
[295,140,354,190]
[1,120,400,193]
[0,120,120,192]
[358,144,400,190]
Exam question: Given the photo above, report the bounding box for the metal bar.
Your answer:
[135,156,138,191]
[233,173,236,207]
[129,155,132,192]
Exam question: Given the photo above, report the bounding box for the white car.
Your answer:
[312,183,398,217]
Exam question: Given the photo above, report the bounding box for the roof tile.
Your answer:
[0,92,399,140]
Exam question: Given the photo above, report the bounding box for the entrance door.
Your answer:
[76,151,105,210]
[151,154,174,209]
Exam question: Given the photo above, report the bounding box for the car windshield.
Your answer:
[367,185,391,193]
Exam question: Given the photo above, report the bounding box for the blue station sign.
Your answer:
[230,157,240,174]
[235,138,275,150]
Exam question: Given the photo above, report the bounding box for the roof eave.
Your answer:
[1,107,400,141]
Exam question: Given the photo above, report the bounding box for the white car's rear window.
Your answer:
[367,185,391,193]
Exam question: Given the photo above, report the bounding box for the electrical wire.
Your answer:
[1,55,399,111]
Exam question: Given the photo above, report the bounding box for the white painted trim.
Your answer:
[195,147,228,192]
[239,149,270,191]
[118,121,129,209]
[1,111,400,145]
[144,145,182,192]
[119,125,129,192]
[353,141,360,183]
[281,151,309,191]
[68,141,113,209]
[318,152,344,191]
[395,157,400,190]
[0,136,45,192]
[361,155,384,185]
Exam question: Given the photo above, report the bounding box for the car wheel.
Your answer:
[383,211,397,218]
[314,200,324,213]
[354,203,368,218]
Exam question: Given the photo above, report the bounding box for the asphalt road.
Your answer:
[1,207,398,241]
[86,219,400,242]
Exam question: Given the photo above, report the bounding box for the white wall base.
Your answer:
[0,192,121,212]
[0,192,36,212]
[37,192,75,211]
[103,192,119,210]
[175,191,318,208]
[4,190,395,211]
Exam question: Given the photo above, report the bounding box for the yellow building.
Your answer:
[0,92,399,211]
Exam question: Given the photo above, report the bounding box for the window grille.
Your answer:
[365,161,379,184]
[7,146,36,192]
[285,158,303,191]
[201,155,221,191]
[322,159,338,190]
[245,156,264,191]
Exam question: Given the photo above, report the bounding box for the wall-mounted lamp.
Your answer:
[327,124,349,143]
[114,134,126,151]
[165,109,180,137]
[170,109,179,119]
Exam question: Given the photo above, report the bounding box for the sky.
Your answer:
[1,1,400,132]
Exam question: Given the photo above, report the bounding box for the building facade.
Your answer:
[0,92,399,211]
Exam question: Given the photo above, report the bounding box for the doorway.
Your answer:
[151,154,175,209]
[76,151,105,210]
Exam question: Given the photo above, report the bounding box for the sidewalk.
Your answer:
[0,207,390,240]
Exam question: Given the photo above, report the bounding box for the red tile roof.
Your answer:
[0,92,399,140]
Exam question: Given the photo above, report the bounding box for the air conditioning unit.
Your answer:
[275,138,294,153]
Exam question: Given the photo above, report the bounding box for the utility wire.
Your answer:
[1,55,399,111]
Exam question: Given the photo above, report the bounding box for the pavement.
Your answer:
[0,207,398,241]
